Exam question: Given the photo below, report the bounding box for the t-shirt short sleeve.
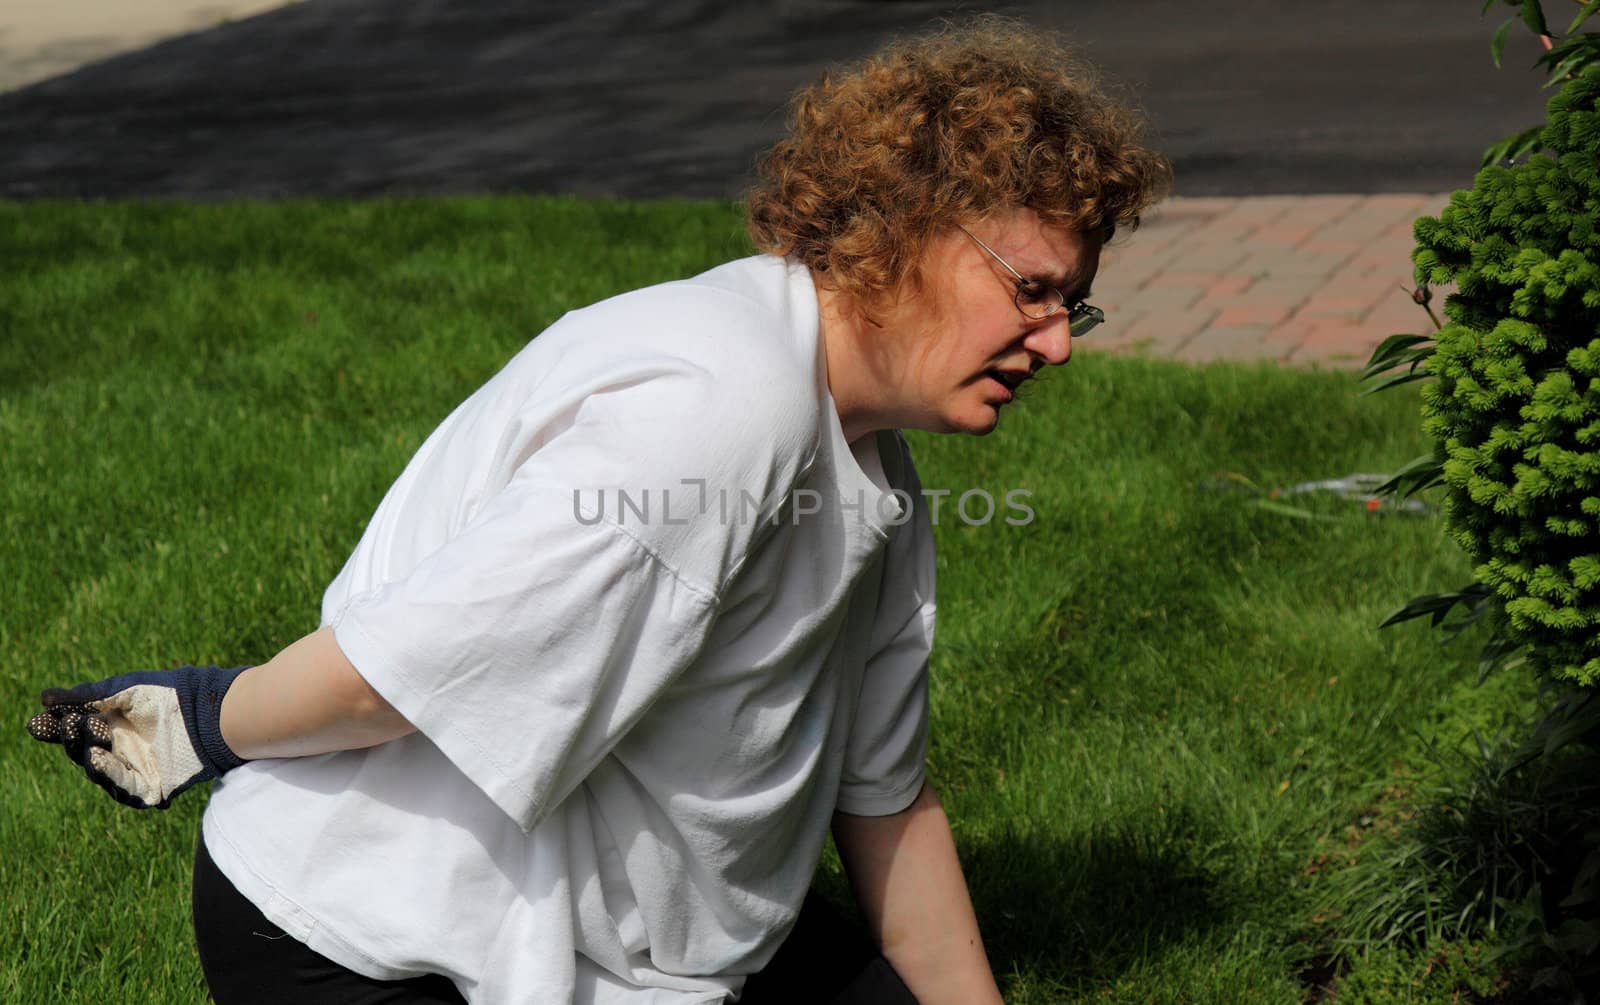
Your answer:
[330,332,819,833]
[835,435,936,817]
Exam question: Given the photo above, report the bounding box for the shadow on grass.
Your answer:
[965,808,1230,988]
[1311,712,1600,1003]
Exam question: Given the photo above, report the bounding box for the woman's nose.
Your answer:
[1023,320,1073,367]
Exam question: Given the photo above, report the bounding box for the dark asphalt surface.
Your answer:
[0,0,1558,201]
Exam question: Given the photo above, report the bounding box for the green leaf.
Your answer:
[1520,0,1551,37]
[1360,347,1433,383]
[1362,369,1434,395]
[1506,129,1545,161]
[1541,690,1600,757]
[1380,585,1492,628]
[1481,125,1544,166]
[1371,332,1433,353]
[1509,689,1600,769]
[1376,453,1444,500]
[1567,0,1600,35]
[1439,587,1497,642]
[1477,632,1526,684]
[1534,33,1600,78]
[1363,332,1435,377]
[1545,44,1600,85]
[1493,15,1517,67]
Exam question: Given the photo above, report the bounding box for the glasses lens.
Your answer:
[1068,304,1105,338]
[1014,283,1064,320]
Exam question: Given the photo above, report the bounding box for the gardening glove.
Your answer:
[25,665,251,809]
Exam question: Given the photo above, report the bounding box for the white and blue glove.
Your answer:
[26,665,251,809]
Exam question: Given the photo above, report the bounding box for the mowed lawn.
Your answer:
[0,198,1513,1003]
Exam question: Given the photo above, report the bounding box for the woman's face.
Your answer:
[867,207,1103,436]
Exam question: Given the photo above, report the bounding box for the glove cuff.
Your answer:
[175,665,252,776]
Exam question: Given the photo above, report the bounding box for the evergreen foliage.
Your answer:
[1411,66,1600,686]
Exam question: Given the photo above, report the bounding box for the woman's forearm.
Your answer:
[832,782,1005,1005]
[219,627,415,760]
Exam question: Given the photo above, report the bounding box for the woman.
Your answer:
[27,18,1168,1005]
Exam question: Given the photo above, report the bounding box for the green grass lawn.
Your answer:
[0,197,1520,1003]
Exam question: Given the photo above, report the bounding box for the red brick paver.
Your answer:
[1096,193,1451,368]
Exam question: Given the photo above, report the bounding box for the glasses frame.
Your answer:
[957,225,1105,337]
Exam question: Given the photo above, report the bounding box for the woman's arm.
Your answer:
[831,782,1004,1005]
[220,626,415,760]
[26,627,415,809]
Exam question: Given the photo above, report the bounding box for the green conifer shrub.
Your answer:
[1409,65,1600,686]
[1349,10,1600,998]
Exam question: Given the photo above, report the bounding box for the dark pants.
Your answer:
[193,838,917,1004]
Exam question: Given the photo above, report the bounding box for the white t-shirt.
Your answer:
[201,254,937,1005]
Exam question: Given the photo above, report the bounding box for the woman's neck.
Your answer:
[815,277,907,443]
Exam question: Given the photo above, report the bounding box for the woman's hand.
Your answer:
[27,665,251,809]
[26,627,416,809]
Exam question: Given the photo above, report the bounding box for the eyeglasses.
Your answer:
[957,225,1105,337]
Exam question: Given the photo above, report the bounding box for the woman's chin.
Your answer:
[906,401,1003,436]
[948,407,1002,437]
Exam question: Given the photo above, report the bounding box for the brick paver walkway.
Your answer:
[1095,193,1452,368]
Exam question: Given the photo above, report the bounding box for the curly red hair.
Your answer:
[745,17,1171,312]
